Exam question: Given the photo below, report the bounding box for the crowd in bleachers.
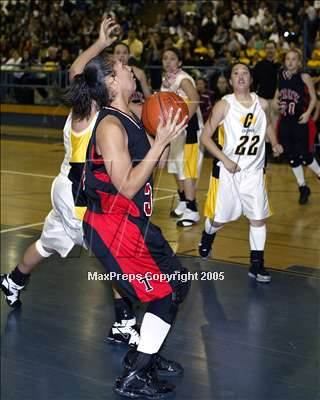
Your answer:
[1,0,319,94]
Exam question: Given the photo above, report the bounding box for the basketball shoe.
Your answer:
[0,274,26,308]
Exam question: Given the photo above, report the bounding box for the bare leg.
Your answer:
[183,178,196,201]
[173,174,184,192]
[18,242,48,274]
[112,284,123,299]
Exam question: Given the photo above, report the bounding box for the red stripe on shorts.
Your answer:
[84,211,173,302]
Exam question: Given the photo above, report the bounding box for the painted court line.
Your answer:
[1,222,44,234]
[0,195,173,234]
[1,170,55,179]
[1,171,177,193]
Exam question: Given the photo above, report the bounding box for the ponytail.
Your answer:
[63,55,113,120]
[63,73,92,120]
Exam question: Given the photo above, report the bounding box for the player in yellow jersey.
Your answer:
[199,63,283,283]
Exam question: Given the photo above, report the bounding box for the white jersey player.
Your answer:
[199,63,283,283]
[161,49,204,226]
[36,112,97,258]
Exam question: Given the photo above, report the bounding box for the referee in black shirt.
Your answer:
[254,41,281,128]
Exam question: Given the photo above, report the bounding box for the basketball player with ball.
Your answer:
[199,63,283,283]
[81,51,192,396]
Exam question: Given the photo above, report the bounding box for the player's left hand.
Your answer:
[272,143,283,157]
[98,17,120,47]
[298,112,309,124]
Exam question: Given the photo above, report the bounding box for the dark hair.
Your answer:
[113,41,130,53]
[196,77,207,84]
[226,62,252,79]
[64,55,113,120]
[264,40,276,48]
[162,47,182,61]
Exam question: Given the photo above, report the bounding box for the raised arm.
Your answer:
[96,109,187,198]
[69,17,118,81]
[180,78,199,118]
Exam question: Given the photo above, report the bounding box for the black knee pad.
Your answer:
[147,294,178,325]
[302,154,314,166]
[171,267,191,305]
[289,157,301,168]
[146,268,191,324]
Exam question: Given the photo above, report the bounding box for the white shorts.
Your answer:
[204,166,271,223]
[167,129,204,180]
[36,174,85,258]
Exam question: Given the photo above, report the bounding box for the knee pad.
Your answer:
[171,267,191,305]
[146,267,191,324]
[302,154,313,166]
[289,157,301,168]
[147,294,177,325]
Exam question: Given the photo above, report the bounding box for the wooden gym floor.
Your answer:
[1,134,320,400]
[1,136,319,269]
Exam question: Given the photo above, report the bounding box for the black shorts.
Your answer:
[278,118,311,160]
[83,210,184,303]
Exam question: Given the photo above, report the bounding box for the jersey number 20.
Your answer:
[235,135,260,156]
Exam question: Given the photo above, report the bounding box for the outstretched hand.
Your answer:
[155,108,188,148]
[98,17,120,47]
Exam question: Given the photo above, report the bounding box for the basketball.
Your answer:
[142,92,189,136]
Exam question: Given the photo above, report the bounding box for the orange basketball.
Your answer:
[142,92,189,136]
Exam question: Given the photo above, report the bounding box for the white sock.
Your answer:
[205,218,223,235]
[291,166,305,186]
[249,225,266,251]
[137,312,171,354]
[307,159,320,177]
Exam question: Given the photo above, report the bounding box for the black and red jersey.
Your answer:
[278,69,310,120]
[84,106,153,219]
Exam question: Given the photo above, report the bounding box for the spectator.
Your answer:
[249,9,261,27]
[59,49,72,71]
[122,29,144,61]
[193,39,208,57]
[202,44,216,66]
[253,40,281,128]
[1,0,313,107]
[213,74,231,101]
[212,25,228,49]
[180,40,195,65]
[181,0,198,16]
[4,49,22,76]
[239,50,251,65]
[227,30,243,54]
[307,39,320,68]
[42,46,59,71]
[200,9,217,43]
[269,26,280,44]
[231,7,249,31]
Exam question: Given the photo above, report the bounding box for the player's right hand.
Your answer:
[98,17,120,47]
[155,107,188,148]
[223,158,241,173]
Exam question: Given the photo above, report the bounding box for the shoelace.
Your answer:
[127,326,140,344]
